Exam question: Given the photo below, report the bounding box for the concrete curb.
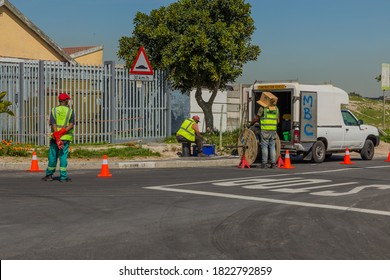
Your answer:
[119,157,240,169]
[1,156,241,170]
[2,153,389,171]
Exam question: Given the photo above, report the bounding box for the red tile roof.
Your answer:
[62,46,97,55]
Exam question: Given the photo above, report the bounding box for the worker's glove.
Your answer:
[53,131,64,149]
[57,140,64,150]
[58,127,67,137]
[53,131,60,141]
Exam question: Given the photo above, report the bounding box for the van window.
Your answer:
[341,110,358,126]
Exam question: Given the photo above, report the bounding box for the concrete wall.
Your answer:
[190,84,247,133]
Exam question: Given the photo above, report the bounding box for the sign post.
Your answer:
[381,63,389,129]
[129,47,154,138]
[129,46,154,81]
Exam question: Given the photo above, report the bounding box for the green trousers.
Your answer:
[45,140,70,180]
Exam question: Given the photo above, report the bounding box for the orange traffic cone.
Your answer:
[238,154,250,169]
[385,152,390,162]
[277,155,285,168]
[97,155,112,177]
[340,148,355,165]
[27,151,43,172]
[279,150,295,169]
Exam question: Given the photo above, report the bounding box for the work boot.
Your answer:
[41,175,54,181]
[260,163,267,169]
[270,163,277,169]
[59,178,72,183]
[198,152,207,157]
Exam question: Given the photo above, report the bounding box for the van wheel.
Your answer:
[360,139,374,160]
[312,141,326,163]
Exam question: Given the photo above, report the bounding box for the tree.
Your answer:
[349,92,361,97]
[118,0,260,132]
[0,91,14,116]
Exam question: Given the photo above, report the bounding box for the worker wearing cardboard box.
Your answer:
[176,115,206,157]
[249,92,280,168]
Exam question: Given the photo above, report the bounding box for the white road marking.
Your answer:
[212,177,381,195]
[145,185,390,217]
[150,165,390,189]
[311,184,390,196]
[213,177,301,187]
[242,178,330,190]
[144,165,390,217]
[271,182,359,194]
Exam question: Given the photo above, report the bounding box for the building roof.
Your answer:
[0,0,76,63]
[63,45,104,59]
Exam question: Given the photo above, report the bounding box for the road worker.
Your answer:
[42,93,75,182]
[249,92,279,168]
[176,115,206,157]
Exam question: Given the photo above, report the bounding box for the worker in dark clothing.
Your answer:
[176,115,206,157]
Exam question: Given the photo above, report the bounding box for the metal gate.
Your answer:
[0,60,171,145]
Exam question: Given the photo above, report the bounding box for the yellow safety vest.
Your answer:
[51,106,74,141]
[260,107,278,131]
[177,118,196,142]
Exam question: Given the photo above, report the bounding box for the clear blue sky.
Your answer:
[10,0,390,97]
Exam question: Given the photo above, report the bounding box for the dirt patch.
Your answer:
[374,141,390,156]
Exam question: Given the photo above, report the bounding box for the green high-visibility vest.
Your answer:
[177,118,196,141]
[51,106,74,141]
[260,107,278,131]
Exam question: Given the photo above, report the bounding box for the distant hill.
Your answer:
[346,95,389,131]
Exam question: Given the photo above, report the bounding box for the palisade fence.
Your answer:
[0,60,171,145]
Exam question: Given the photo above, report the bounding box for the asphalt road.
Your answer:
[1,157,390,260]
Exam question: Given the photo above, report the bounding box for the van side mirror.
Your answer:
[358,120,364,125]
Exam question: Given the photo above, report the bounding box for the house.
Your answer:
[63,46,103,66]
[0,0,103,65]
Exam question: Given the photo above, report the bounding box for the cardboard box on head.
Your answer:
[257,92,278,110]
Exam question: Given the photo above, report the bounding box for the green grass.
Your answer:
[347,96,390,129]
[1,142,161,159]
[69,146,160,159]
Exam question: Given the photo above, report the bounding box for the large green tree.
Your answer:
[118,0,260,132]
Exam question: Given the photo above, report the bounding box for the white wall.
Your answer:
[190,84,245,132]
[190,88,228,133]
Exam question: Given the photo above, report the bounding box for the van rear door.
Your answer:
[300,91,317,142]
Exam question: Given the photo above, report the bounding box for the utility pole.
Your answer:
[381,63,389,130]
[383,90,386,130]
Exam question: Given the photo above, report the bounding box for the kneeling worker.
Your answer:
[176,115,206,157]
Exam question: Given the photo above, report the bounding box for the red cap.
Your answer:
[58,93,70,101]
[193,115,200,122]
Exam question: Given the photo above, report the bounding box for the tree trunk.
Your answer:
[194,84,219,132]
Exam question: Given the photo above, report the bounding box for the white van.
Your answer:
[245,82,380,162]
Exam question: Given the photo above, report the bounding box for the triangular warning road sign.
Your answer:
[129,46,154,75]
